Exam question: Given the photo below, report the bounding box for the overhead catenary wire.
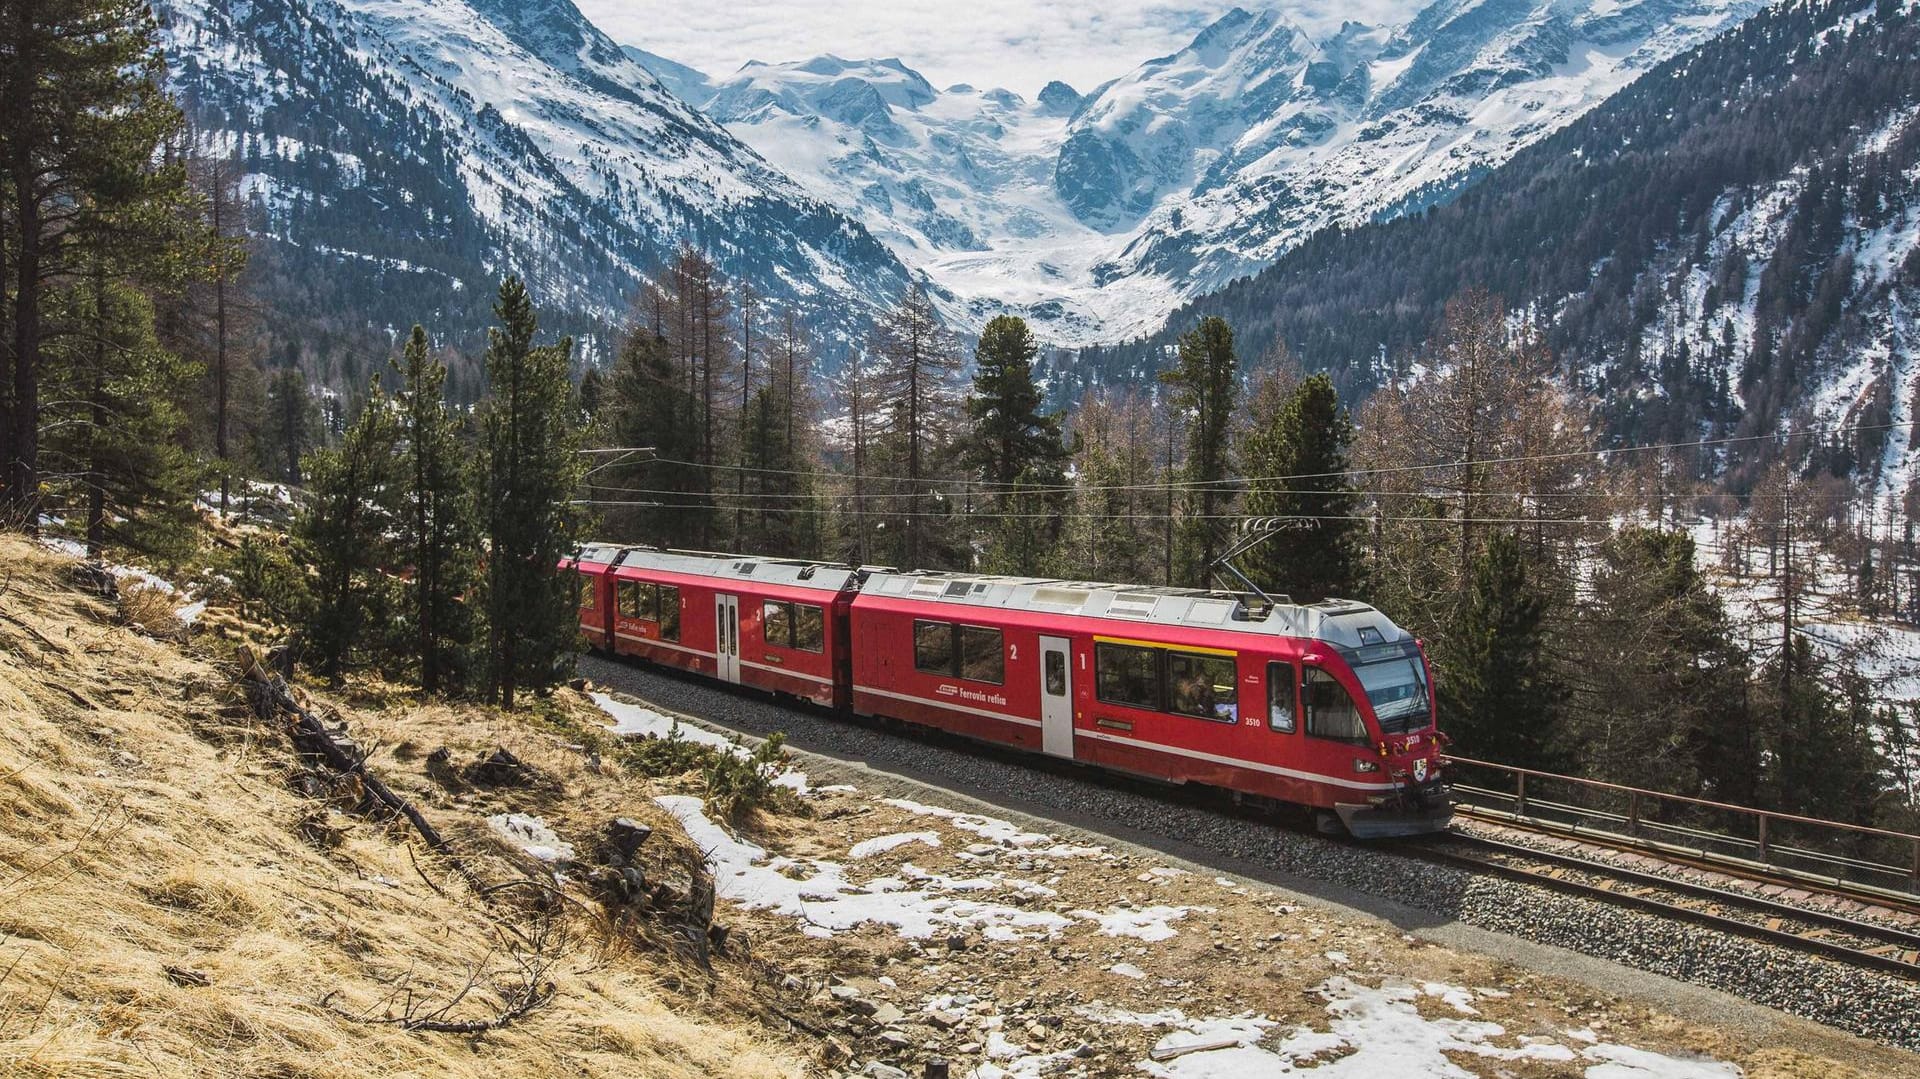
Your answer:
[630,415,1920,497]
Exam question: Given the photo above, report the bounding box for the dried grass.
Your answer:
[0,537,806,1078]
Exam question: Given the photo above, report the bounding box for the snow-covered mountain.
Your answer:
[157,0,911,370]
[1096,0,1920,509]
[640,0,1762,345]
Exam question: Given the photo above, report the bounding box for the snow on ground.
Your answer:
[849,831,943,859]
[1062,978,1740,1079]
[590,692,819,791]
[1070,904,1210,943]
[655,795,1074,941]
[884,798,1108,858]
[486,812,574,862]
[36,536,206,625]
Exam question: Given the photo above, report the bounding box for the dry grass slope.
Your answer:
[0,537,806,1078]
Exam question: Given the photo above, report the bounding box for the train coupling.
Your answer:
[1334,776,1454,838]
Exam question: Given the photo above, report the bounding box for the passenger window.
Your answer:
[959,626,1004,684]
[914,620,954,675]
[657,585,680,641]
[1304,668,1368,744]
[1044,650,1066,696]
[1268,662,1297,733]
[579,576,596,609]
[1095,642,1160,710]
[1167,651,1237,723]
[793,604,825,653]
[617,580,641,619]
[763,601,791,648]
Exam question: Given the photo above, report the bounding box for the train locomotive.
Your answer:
[569,543,1452,837]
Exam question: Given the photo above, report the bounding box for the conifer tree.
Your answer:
[396,325,479,695]
[44,263,202,560]
[260,367,316,485]
[601,320,702,547]
[297,384,401,684]
[1442,532,1563,769]
[965,315,1068,572]
[2,0,188,526]
[1239,373,1364,601]
[1161,317,1239,588]
[479,277,583,710]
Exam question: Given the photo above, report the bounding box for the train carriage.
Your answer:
[568,546,1450,837]
[590,547,856,709]
[847,571,1450,837]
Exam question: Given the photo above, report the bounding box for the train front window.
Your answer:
[1304,668,1369,744]
[1353,656,1430,734]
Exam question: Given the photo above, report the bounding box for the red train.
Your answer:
[569,543,1452,837]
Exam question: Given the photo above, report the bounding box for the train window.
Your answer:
[1268,662,1298,733]
[958,626,1004,684]
[763,601,791,648]
[617,580,642,619]
[1304,668,1368,744]
[1095,642,1160,711]
[1044,650,1066,696]
[1167,651,1237,722]
[914,620,954,675]
[579,576,597,610]
[657,585,680,641]
[793,603,825,653]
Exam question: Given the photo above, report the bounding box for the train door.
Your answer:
[715,593,741,683]
[1039,635,1074,758]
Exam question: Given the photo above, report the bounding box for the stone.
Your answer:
[870,1002,905,1026]
[606,818,653,860]
[861,1063,909,1079]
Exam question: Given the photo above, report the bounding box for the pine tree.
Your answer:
[43,263,202,560]
[600,319,702,547]
[1442,532,1564,769]
[1161,317,1239,588]
[259,367,316,485]
[1239,373,1364,602]
[3,0,188,526]
[1063,390,1158,583]
[965,315,1067,573]
[1575,527,1753,798]
[396,325,479,696]
[479,277,583,710]
[297,383,401,683]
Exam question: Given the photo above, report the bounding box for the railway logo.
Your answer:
[936,684,959,697]
[1413,758,1429,782]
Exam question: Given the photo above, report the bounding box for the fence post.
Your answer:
[1756,814,1770,865]
[1911,836,1918,893]
[1515,772,1528,818]
[1627,790,1639,834]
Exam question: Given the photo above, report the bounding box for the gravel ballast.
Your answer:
[581,656,1920,1052]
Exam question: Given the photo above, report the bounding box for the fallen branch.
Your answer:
[232,647,480,892]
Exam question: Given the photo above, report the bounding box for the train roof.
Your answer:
[857,568,1414,653]
[570,543,857,593]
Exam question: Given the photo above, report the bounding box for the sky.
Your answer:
[572,2,1420,98]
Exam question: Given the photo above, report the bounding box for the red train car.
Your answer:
[846,570,1448,837]
[573,546,856,709]
[569,548,1450,837]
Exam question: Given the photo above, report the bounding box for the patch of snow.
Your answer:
[656,795,1072,941]
[1072,904,1209,943]
[1109,962,1149,980]
[487,813,574,862]
[884,797,1107,857]
[849,831,943,859]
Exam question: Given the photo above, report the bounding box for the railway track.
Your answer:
[1390,830,1920,980]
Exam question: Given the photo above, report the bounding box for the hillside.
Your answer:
[157,0,912,385]
[1089,0,1919,502]
[0,536,805,1077]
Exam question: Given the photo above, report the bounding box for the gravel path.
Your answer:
[581,656,1920,1052]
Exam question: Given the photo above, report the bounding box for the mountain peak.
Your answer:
[1037,80,1081,115]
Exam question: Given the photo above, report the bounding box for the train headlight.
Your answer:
[1353,759,1380,773]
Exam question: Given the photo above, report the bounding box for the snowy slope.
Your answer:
[651,0,1762,346]
[157,0,912,354]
